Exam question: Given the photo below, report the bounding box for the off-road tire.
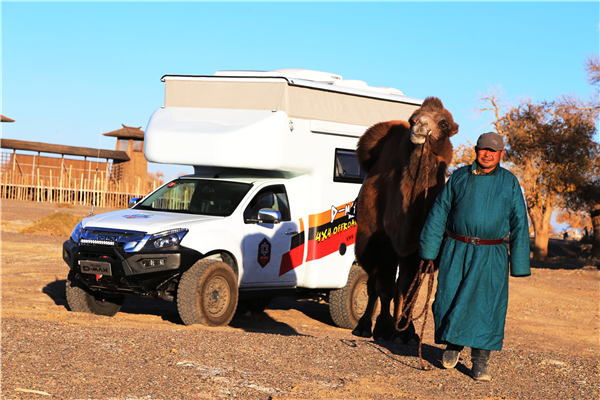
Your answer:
[329,263,369,329]
[65,272,125,317]
[177,259,239,326]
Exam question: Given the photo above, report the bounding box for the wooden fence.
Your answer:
[0,169,157,208]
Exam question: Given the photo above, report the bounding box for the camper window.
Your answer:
[334,148,365,184]
[244,185,291,223]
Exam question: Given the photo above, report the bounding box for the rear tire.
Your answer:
[329,263,369,329]
[177,259,239,326]
[65,272,124,317]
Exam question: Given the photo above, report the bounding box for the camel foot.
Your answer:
[394,330,420,346]
[372,314,396,341]
[352,316,373,338]
[352,329,372,338]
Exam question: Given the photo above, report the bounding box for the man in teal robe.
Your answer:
[419,132,530,381]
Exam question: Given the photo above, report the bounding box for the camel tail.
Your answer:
[356,120,408,173]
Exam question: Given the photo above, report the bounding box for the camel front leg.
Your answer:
[394,251,421,345]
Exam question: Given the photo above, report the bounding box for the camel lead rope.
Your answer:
[397,259,435,370]
[397,134,435,370]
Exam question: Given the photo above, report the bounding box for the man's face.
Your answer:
[475,147,505,172]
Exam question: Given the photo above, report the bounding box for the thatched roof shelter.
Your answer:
[102,124,145,140]
[1,115,15,122]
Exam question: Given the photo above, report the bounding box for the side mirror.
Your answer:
[128,197,142,208]
[258,208,281,224]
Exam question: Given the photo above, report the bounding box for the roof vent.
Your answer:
[371,87,404,96]
[273,69,342,83]
[332,79,369,89]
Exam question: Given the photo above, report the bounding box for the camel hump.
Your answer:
[356,120,409,173]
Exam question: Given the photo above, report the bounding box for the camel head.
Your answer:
[409,97,459,150]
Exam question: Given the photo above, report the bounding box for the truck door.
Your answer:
[241,184,302,285]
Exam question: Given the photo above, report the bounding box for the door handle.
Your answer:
[286,230,299,236]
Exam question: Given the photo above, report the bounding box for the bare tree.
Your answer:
[553,55,600,257]
[585,54,600,87]
[447,142,476,173]
[475,85,598,261]
[472,85,510,135]
[500,101,561,260]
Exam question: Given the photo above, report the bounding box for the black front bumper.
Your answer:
[63,239,202,296]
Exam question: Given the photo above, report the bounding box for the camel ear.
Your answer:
[449,122,459,137]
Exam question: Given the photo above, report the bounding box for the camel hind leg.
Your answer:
[353,232,398,340]
[351,273,377,337]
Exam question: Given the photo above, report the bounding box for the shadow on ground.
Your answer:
[43,278,182,324]
[268,296,336,326]
[353,339,474,376]
[230,296,333,336]
[43,279,308,335]
[230,309,304,336]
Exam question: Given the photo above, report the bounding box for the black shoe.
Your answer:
[471,348,492,381]
[442,344,464,369]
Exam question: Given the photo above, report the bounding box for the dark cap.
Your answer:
[476,132,504,151]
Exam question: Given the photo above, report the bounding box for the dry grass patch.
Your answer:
[55,202,75,209]
[19,212,82,236]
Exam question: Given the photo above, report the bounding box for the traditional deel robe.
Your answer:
[419,162,530,351]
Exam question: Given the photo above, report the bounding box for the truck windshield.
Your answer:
[135,179,252,217]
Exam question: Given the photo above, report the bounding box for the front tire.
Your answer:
[177,259,239,326]
[329,263,369,329]
[65,272,124,317]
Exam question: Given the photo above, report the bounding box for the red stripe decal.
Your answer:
[279,244,305,276]
[306,219,357,262]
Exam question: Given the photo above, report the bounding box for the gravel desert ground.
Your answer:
[1,199,598,399]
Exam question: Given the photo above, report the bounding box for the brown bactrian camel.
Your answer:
[353,97,458,342]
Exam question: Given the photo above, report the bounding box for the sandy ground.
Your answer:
[1,199,598,399]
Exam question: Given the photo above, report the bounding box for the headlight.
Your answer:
[71,222,83,243]
[143,228,189,250]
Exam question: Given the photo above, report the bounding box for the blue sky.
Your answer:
[2,1,599,182]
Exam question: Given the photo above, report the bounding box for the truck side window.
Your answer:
[334,148,365,184]
[244,185,291,222]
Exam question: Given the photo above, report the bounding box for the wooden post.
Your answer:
[49,169,53,203]
[30,153,37,201]
[17,168,22,201]
[69,164,73,204]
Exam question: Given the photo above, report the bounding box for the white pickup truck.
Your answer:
[62,69,422,328]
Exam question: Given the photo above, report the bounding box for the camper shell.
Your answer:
[62,69,422,328]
